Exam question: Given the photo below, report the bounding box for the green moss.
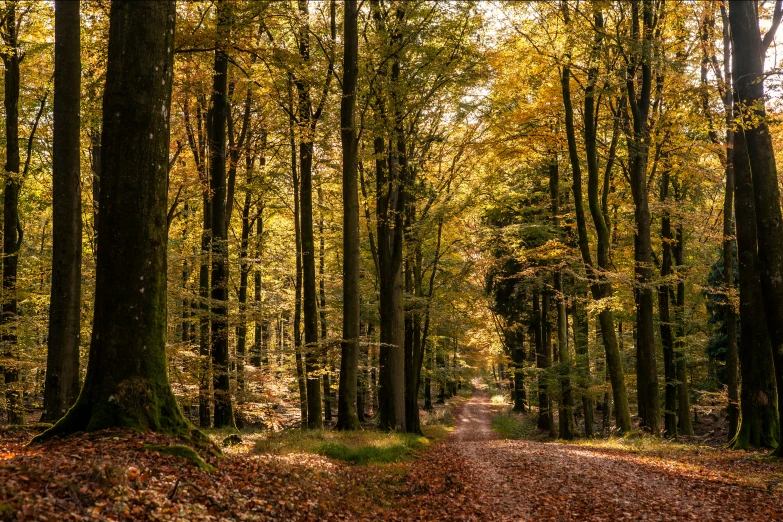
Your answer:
[0,502,15,515]
[143,444,216,472]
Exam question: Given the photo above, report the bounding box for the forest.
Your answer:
[1,0,783,520]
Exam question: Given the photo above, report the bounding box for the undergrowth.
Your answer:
[251,425,449,465]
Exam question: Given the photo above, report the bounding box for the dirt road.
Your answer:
[443,390,783,521]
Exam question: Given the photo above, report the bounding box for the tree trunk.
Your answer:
[35,0,191,440]
[729,0,783,454]
[512,327,527,413]
[560,16,632,432]
[555,271,575,439]
[659,170,677,439]
[573,296,593,437]
[731,113,779,449]
[235,164,253,393]
[336,0,361,431]
[290,99,307,430]
[626,0,660,435]
[42,0,82,423]
[533,291,550,432]
[317,187,331,423]
[718,4,739,441]
[295,0,323,431]
[208,0,233,429]
[672,218,694,436]
[183,98,212,428]
[0,1,23,425]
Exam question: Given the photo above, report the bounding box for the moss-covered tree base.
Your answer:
[31,376,203,445]
[730,410,779,451]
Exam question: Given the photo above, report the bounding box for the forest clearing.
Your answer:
[3,0,783,520]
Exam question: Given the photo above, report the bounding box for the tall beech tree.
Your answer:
[729,0,783,452]
[42,0,82,423]
[625,0,660,434]
[209,0,234,429]
[336,0,361,431]
[372,0,406,431]
[35,0,192,439]
[560,5,632,434]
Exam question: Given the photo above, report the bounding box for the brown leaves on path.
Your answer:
[1,393,782,521]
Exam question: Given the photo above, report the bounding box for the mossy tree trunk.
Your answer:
[36,0,194,440]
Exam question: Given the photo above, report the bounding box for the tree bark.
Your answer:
[717,4,739,441]
[729,0,783,454]
[626,0,660,435]
[295,0,323,431]
[0,1,23,425]
[337,0,361,431]
[572,296,593,437]
[35,0,192,440]
[659,170,677,439]
[533,291,550,432]
[731,111,779,449]
[42,0,82,423]
[209,0,234,429]
[560,21,632,432]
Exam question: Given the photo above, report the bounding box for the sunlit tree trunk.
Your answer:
[560,10,632,432]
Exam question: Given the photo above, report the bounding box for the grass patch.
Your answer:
[564,432,711,457]
[254,428,442,465]
[143,444,216,472]
[490,394,509,405]
[491,411,539,440]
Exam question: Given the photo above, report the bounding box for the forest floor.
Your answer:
[1,391,783,521]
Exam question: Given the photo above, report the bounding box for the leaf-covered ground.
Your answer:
[2,394,782,521]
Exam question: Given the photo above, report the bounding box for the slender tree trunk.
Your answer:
[43,0,82,423]
[561,39,632,433]
[0,1,23,425]
[317,187,331,423]
[659,170,677,439]
[183,99,212,428]
[235,163,253,393]
[290,108,307,430]
[512,328,527,413]
[533,291,550,432]
[718,4,739,441]
[671,217,694,436]
[573,296,593,437]
[626,0,660,435]
[337,0,361,430]
[208,0,233,429]
[295,0,322,430]
[36,0,190,440]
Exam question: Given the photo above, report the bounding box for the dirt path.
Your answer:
[441,390,783,522]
